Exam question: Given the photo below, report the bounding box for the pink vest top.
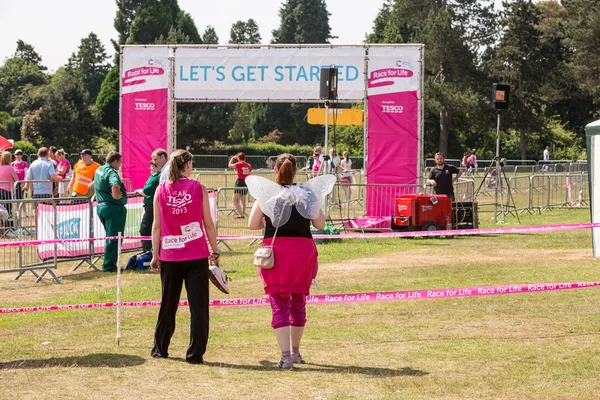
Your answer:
[157,178,209,262]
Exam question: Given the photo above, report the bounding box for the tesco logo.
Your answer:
[382,105,404,113]
[135,102,156,111]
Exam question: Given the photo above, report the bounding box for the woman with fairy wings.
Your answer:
[246,153,335,370]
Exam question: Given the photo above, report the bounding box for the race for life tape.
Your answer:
[0,222,598,248]
[2,281,598,314]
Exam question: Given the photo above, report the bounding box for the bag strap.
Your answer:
[265,216,280,248]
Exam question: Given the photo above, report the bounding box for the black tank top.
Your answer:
[264,206,312,239]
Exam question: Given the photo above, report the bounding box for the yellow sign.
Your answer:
[307,108,364,126]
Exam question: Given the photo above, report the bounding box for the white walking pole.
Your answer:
[116,232,122,346]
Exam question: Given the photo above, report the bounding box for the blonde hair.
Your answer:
[56,149,65,157]
[169,150,193,183]
[0,151,11,166]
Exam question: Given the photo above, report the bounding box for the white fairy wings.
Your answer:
[246,175,336,227]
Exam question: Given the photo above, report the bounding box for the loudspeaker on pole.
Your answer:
[320,67,338,100]
[491,83,510,110]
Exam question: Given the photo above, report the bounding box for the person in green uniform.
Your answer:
[94,151,127,272]
[135,161,161,252]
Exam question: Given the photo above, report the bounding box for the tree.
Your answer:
[129,0,174,44]
[14,40,46,71]
[272,0,333,43]
[95,67,120,129]
[176,11,202,43]
[367,0,499,157]
[20,69,102,150]
[563,0,600,116]
[202,26,219,44]
[229,19,262,44]
[114,0,149,46]
[0,41,47,115]
[490,0,551,160]
[66,33,111,103]
[250,0,333,145]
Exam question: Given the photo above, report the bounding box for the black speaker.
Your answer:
[319,67,338,100]
[492,83,510,110]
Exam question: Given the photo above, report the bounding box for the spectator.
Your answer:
[94,152,127,273]
[327,148,340,174]
[304,145,323,172]
[55,149,71,196]
[339,151,354,199]
[311,154,322,177]
[467,148,478,173]
[150,149,219,364]
[543,146,551,172]
[228,152,252,218]
[25,147,60,198]
[461,151,469,170]
[69,149,100,197]
[247,153,327,370]
[0,151,18,225]
[48,146,58,168]
[135,160,161,253]
[426,152,462,201]
[151,148,170,183]
[11,149,28,202]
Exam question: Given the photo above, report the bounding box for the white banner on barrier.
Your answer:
[174,47,366,101]
[37,198,144,260]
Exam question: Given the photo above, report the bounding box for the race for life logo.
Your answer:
[368,60,414,89]
[162,221,203,249]
[122,65,165,87]
[51,218,81,240]
[421,206,433,212]
[397,205,408,211]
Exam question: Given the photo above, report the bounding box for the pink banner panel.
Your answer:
[121,89,168,189]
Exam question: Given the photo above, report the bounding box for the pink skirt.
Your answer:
[259,236,318,295]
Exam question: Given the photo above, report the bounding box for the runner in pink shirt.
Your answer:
[150,149,219,365]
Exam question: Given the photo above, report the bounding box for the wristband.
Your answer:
[211,252,220,258]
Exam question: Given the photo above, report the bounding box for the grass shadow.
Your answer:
[204,360,428,377]
[0,353,145,369]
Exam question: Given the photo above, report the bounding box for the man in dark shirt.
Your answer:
[427,152,462,201]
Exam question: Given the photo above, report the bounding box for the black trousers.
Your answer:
[140,204,153,253]
[152,258,209,363]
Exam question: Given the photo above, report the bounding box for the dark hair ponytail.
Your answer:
[169,150,193,183]
[275,153,296,186]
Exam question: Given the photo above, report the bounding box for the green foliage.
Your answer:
[19,69,101,151]
[195,141,313,157]
[229,19,262,44]
[202,26,219,44]
[175,11,202,43]
[0,41,48,114]
[228,103,253,143]
[129,0,173,44]
[114,0,149,45]
[95,67,120,130]
[272,0,333,43]
[66,32,111,103]
[3,117,23,140]
[0,123,7,138]
[91,128,119,153]
[11,140,38,155]
[0,112,10,125]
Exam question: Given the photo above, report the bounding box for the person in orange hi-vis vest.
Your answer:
[68,149,100,197]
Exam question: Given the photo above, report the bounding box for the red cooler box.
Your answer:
[391,194,452,231]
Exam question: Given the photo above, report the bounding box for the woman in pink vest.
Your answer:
[150,149,219,364]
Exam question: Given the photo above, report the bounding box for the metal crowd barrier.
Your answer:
[0,196,96,283]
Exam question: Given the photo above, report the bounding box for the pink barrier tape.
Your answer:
[2,281,599,314]
[1,223,598,248]
[219,222,600,241]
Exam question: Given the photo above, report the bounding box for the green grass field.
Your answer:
[0,208,598,399]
